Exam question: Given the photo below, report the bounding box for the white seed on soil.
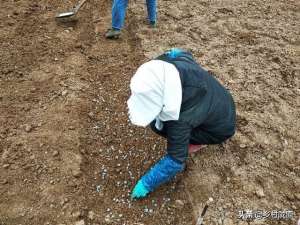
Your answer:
[96,185,101,192]
[239,144,246,148]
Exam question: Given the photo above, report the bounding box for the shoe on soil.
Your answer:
[149,20,156,28]
[105,28,121,39]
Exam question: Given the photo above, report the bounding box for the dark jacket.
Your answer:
[152,51,236,163]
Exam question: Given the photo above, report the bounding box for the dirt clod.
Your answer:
[175,199,185,209]
[72,170,82,178]
[88,211,95,220]
[24,124,33,132]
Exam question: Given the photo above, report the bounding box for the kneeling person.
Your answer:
[127,49,236,199]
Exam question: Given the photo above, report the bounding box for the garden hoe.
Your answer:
[56,0,88,19]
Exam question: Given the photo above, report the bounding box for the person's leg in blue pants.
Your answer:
[106,0,156,38]
[146,0,157,24]
[111,0,129,30]
[106,0,128,38]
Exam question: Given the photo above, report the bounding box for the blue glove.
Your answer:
[131,180,149,199]
[132,155,184,199]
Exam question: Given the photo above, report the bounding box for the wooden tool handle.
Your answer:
[74,0,88,13]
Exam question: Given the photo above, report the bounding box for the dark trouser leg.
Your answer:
[190,127,231,145]
[150,120,231,145]
[111,0,129,30]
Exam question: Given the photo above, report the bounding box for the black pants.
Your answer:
[150,120,231,145]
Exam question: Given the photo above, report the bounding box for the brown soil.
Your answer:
[0,0,299,225]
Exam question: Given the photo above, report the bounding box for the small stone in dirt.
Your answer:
[88,112,94,118]
[175,199,185,209]
[267,154,273,160]
[24,124,33,132]
[80,149,86,154]
[75,220,85,225]
[2,179,8,184]
[61,90,68,96]
[88,211,95,220]
[255,188,265,198]
[3,164,10,169]
[72,211,82,219]
[295,193,300,200]
[53,151,59,157]
[72,170,82,178]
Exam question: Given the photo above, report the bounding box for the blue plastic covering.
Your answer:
[140,154,185,192]
[131,180,149,199]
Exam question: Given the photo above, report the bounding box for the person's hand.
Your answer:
[131,180,149,199]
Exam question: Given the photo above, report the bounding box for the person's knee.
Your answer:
[149,120,156,132]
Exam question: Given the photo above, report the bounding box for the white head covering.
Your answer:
[127,60,182,127]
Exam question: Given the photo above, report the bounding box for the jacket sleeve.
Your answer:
[164,120,192,163]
